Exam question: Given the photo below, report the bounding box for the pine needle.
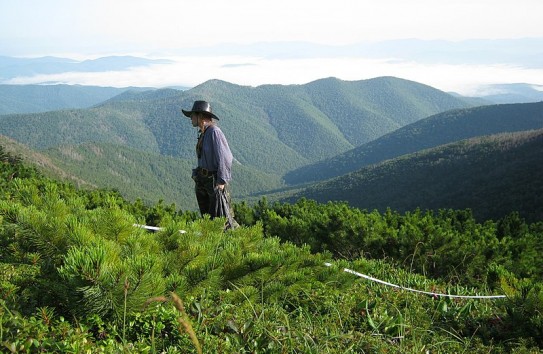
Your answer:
[145,292,202,354]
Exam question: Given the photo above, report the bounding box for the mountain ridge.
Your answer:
[1,76,473,174]
[286,128,543,222]
[5,77,533,215]
[285,101,543,185]
[0,84,147,114]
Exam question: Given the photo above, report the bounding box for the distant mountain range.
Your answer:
[148,38,543,72]
[0,77,542,221]
[0,76,472,167]
[285,101,543,185]
[0,55,172,81]
[1,54,542,104]
[473,83,543,104]
[0,77,472,207]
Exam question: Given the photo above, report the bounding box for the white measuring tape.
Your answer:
[133,225,504,299]
[133,224,187,233]
[325,263,506,299]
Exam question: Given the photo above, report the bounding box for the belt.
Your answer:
[197,167,216,177]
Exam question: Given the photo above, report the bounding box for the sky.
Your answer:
[1,0,542,95]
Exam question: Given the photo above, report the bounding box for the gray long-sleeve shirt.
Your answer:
[197,125,233,184]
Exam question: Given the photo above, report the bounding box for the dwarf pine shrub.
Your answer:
[1,146,543,352]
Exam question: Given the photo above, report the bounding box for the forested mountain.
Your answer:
[0,106,163,152]
[0,77,473,191]
[100,87,182,104]
[3,78,542,218]
[0,84,142,114]
[42,142,284,210]
[0,134,283,210]
[285,101,543,185]
[0,134,95,188]
[287,129,543,222]
[2,77,475,156]
[190,76,474,149]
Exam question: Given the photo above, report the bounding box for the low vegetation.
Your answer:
[1,146,542,352]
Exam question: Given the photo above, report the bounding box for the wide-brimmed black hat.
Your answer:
[182,100,219,120]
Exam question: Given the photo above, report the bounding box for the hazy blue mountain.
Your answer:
[0,84,144,114]
[355,38,543,69]
[0,56,75,78]
[0,55,172,81]
[284,101,543,185]
[75,56,172,71]
[475,83,543,104]
[287,129,543,222]
[171,38,543,70]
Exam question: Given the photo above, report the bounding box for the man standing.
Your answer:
[182,100,238,229]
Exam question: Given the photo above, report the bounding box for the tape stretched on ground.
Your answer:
[133,224,504,299]
[324,263,506,299]
[134,224,187,234]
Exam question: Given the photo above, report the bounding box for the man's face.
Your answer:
[190,113,199,127]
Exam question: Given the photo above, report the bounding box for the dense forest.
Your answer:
[1,146,542,352]
[2,81,542,217]
[0,77,474,210]
[285,101,543,185]
[288,129,543,223]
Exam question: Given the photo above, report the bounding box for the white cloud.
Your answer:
[2,1,542,93]
[6,55,543,96]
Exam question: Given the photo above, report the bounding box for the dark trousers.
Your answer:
[194,173,238,229]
